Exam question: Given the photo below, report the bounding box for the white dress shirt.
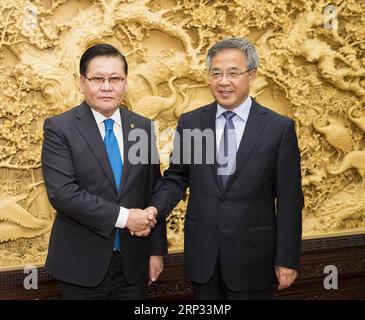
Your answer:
[216,96,252,151]
[91,108,129,229]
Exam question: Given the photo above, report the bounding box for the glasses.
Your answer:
[208,69,251,80]
[84,76,125,87]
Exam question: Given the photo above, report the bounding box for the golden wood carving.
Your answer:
[0,0,364,269]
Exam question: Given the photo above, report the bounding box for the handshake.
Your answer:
[126,206,158,237]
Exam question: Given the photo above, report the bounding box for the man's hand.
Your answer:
[129,207,158,237]
[148,255,163,285]
[132,228,151,237]
[145,206,158,221]
[275,266,298,290]
[126,208,155,234]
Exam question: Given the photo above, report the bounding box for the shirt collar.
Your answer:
[90,107,122,127]
[216,96,252,122]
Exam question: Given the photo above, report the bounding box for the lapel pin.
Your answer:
[130,123,135,129]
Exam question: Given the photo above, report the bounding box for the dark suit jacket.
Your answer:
[41,101,167,287]
[151,99,304,291]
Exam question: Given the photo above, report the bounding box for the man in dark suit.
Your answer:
[41,44,167,299]
[145,38,304,299]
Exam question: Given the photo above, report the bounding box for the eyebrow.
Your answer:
[88,72,125,76]
[210,67,241,71]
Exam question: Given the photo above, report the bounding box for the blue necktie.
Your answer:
[104,119,122,251]
[217,111,237,187]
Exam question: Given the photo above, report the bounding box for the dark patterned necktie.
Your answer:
[217,111,237,187]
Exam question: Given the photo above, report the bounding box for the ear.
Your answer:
[79,75,85,94]
[249,69,257,86]
[124,77,128,93]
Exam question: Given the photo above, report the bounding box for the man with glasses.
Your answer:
[41,44,167,299]
[146,37,304,299]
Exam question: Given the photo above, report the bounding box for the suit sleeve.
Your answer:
[274,119,304,270]
[149,115,190,223]
[41,118,119,239]
[147,121,168,255]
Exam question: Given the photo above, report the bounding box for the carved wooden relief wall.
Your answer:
[0,0,364,270]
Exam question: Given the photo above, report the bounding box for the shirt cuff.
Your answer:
[115,207,129,229]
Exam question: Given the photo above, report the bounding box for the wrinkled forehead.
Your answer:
[209,48,248,69]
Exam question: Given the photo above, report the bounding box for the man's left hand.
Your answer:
[149,255,164,285]
[130,228,151,237]
[275,266,298,290]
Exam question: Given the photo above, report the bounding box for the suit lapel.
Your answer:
[118,106,134,198]
[201,102,223,191]
[222,99,268,194]
[74,102,118,194]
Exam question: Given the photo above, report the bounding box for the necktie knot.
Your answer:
[222,111,236,121]
[104,118,114,131]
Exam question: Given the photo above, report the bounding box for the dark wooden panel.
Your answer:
[1,234,364,300]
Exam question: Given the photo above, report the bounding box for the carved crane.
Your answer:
[312,114,353,165]
[174,84,206,119]
[348,106,365,132]
[129,75,178,119]
[326,150,365,188]
[0,182,52,242]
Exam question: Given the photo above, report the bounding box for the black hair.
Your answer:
[79,44,128,76]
